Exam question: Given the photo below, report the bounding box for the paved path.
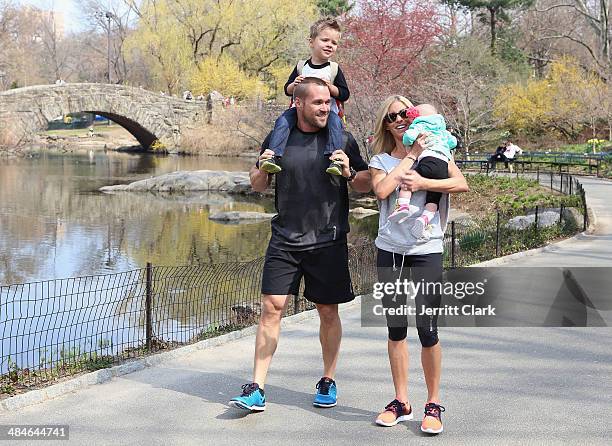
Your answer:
[1,176,611,445]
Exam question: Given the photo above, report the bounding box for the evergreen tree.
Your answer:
[316,0,353,17]
[444,0,533,55]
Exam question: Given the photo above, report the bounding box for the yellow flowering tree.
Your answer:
[191,56,261,100]
[494,57,609,140]
[124,0,317,97]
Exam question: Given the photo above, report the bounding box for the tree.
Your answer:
[494,56,611,140]
[76,1,136,84]
[191,55,261,99]
[123,0,316,95]
[38,8,72,82]
[416,37,512,154]
[316,0,353,16]
[446,0,534,55]
[339,0,442,153]
[123,1,193,94]
[0,1,18,89]
[530,0,611,78]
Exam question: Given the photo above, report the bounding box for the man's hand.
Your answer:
[330,150,351,178]
[258,149,275,171]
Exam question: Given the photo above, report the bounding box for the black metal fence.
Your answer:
[456,155,611,178]
[444,172,587,267]
[0,172,587,392]
[0,244,377,389]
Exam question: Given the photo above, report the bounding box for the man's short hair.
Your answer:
[294,77,329,100]
[310,17,341,39]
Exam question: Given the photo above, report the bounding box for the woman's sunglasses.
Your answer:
[384,108,410,123]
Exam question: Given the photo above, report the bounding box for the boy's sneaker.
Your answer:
[421,402,445,434]
[260,157,282,174]
[313,377,337,407]
[375,399,413,427]
[388,203,418,224]
[326,160,343,176]
[409,215,430,239]
[228,383,266,412]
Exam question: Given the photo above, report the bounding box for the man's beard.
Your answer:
[304,111,329,129]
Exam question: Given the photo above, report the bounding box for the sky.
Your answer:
[19,0,87,33]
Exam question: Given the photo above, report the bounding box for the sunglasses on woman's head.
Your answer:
[384,108,410,123]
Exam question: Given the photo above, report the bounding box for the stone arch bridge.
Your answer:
[0,83,212,149]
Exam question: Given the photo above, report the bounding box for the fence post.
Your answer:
[559,203,564,225]
[146,262,153,351]
[597,159,600,177]
[569,176,573,195]
[537,166,540,182]
[582,189,587,231]
[550,171,553,190]
[495,211,501,257]
[451,221,456,269]
[534,206,539,236]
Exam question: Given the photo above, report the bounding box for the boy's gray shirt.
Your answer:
[369,153,449,255]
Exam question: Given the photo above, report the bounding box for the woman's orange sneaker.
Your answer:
[421,402,445,434]
[375,399,413,427]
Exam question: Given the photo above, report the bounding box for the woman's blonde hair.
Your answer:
[371,95,413,155]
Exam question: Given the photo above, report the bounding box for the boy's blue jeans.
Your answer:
[268,108,344,156]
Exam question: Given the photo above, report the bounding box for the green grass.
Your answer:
[554,142,611,154]
[45,123,120,137]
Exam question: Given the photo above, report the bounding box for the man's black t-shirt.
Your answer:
[261,128,368,251]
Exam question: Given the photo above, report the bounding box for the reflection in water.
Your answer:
[0,151,378,372]
[0,151,260,285]
[0,151,377,284]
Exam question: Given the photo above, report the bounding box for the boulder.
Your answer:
[350,207,379,219]
[100,170,269,195]
[505,208,576,230]
[354,196,378,205]
[209,211,276,222]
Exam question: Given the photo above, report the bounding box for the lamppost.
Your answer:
[104,12,113,84]
[95,10,114,84]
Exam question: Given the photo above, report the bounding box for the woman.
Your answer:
[368,95,469,434]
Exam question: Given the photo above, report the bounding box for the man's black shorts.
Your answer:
[261,243,355,304]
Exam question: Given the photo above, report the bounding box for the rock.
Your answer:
[354,196,378,205]
[209,211,276,222]
[448,210,474,226]
[350,207,379,219]
[231,303,261,325]
[505,208,575,230]
[100,170,270,195]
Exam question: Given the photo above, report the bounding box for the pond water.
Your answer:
[0,150,378,372]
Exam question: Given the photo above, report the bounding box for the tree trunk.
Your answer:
[489,7,497,55]
[600,0,610,63]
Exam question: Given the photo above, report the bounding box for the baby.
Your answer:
[388,104,456,239]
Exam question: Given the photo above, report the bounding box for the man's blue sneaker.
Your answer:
[313,377,337,408]
[229,383,266,411]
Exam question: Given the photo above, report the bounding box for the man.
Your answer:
[229,77,371,412]
[489,144,506,170]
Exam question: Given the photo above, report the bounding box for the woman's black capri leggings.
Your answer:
[376,249,443,347]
